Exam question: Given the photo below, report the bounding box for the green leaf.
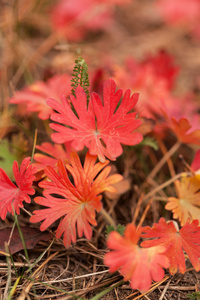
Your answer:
[89,280,124,300]
[0,140,18,180]
[140,137,158,150]
[116,224,126,236]
[106,224,126,237]
[105,225,115,236]
[187,292,200,300]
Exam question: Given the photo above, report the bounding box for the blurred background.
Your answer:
[1,0,200,174]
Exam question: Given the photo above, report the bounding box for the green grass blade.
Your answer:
[89,280,124,300]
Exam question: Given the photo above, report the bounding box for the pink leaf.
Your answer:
[104,223,169,292]
[0,157,36,220]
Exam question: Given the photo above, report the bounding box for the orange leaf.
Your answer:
[104,223,169,292]
[164,116,200,145]
[30,152,122,248]
[141,218,200,275]
[166,176,200,225]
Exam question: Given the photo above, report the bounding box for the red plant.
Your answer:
[114,51,179,119]
[191,150,200,173]
[104,223,169,292]
[143,50,179,90]
[30,152,122,248]
[152,93,200,142]
[163,115,200,146]
[47,78,143,162]
[156,0,200,38]
[50,0,112,41]
[10,74,71,120]
[50,0,131,42]
[0,157,36,220]
[141,218,200,275]
[33,142,71,177]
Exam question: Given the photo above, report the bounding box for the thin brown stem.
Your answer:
[132,192,144,224]
[143,172,191,202]
[158,139,179,194]
[147,141,181,181]
[137,197,154,228]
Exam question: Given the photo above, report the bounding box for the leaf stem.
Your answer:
[100,208,116,229]
[147,141,181,180]
[143,172,191,202]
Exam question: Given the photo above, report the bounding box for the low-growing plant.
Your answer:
[1,56,200,297]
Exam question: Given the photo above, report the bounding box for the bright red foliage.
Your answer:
[47,78,143,162]
[50,0,131,42]
[114,51,179,119]
[163,115,200,146]
[50,0,112,41]
[143,50,179,90]
[104,223,169,292]
[30,152,122,248]
[156,0,200,38]
[141,218,200,275]
[0,157,36,220]
[33,142,71,176]
[10,74,71,120]
[191,150,200,173]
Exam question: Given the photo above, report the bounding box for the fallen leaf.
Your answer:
[0,227,53,254]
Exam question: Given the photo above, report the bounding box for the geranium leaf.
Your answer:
[104,223,169,292]
[0,157,36,220]
[141,218,200,275]
[47,78,143,162]
[165,176,200,225]
[30,152,122,248]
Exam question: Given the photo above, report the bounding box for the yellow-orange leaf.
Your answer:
[166,176,200,226]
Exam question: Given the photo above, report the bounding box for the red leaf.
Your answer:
[0,227,53,254]
[0,157,36,220]
[114,50,179,119]
[156,0,200,38]
[30,152,122,248]
[141,218,200,274]
[47,78,143,162]
[10,74,71,120]
[191,149,200,172]
[50,0,130,42]
[33,142,71,179]
[163,115,200,145]
[104,223,169,292]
